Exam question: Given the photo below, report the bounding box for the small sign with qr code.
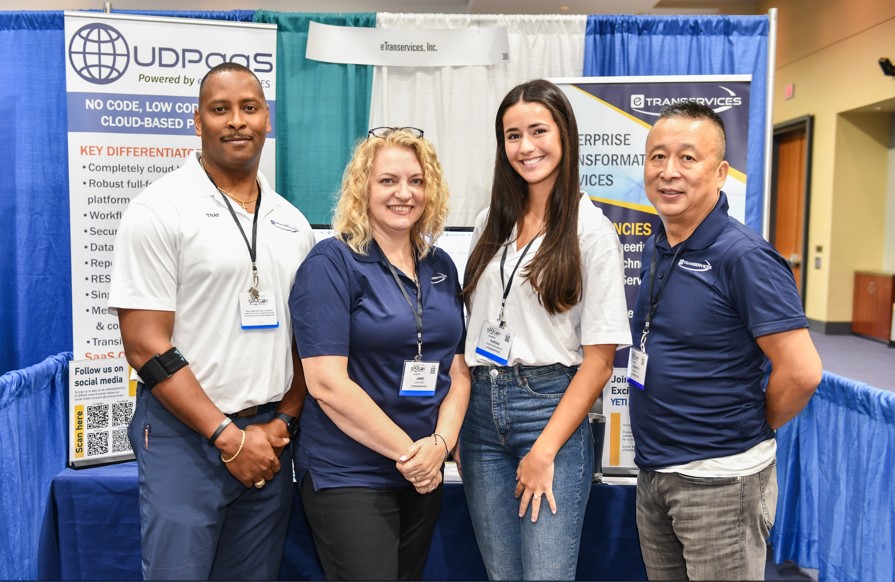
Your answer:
[68,357,137,468]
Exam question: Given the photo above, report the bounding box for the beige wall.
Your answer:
[886,119,895,272]
[761,0,895,324]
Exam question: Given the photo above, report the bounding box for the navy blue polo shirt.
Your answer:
[289,236,465,490]
[629,193,807,471]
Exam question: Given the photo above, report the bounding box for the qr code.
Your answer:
[111,428,131,453]
[87,431,108,456]
[111,400,134,428]
[86,403,110,430]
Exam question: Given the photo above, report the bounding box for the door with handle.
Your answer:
[770,117,812,301]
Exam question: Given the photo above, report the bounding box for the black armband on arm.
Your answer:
[138,347,188,390]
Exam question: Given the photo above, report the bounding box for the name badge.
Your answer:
[475,320,513,366]
[238,291,279,329]
[399,360,439,397]
[627,348,648,391]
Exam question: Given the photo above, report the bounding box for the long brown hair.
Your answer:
[462,79,582,315]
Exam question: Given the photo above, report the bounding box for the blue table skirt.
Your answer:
[38,462,645,581]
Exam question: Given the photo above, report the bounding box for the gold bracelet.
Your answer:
[221,429,246,463]
[432,433,449,462]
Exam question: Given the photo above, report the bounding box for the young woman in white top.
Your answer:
[459,79,631,581]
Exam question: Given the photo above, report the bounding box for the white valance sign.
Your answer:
[306,21,510,67]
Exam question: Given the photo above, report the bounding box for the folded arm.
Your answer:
[758,327,822,429]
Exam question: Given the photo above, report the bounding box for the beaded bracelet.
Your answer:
[221,429,246,463]
[432,433,449,462]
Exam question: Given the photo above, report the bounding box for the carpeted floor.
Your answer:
[766,558,818,580]
[809,330,895,393]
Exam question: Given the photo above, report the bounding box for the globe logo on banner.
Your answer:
[69,23,130,85]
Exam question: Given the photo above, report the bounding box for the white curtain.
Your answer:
[370,14,586,226]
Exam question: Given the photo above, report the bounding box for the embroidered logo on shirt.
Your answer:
[431,273,447,284]
[270,219,298,232]
[677,258,712,272]
[206,213,220,218]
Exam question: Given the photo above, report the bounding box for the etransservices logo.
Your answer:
[69,23,130,85]
[677,258,712,272]
[630,86,743,117]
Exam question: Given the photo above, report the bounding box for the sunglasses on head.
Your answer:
[367,126,424,139]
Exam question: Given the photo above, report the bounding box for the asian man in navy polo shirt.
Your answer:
[628,101,822,581]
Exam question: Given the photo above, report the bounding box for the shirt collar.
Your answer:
[350,239,429,281]
[190,151,281,214]
[656,191,730,252]
[350,238,384,263]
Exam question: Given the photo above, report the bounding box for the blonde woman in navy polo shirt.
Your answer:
[460,80,631,580]
[288,128,470,581]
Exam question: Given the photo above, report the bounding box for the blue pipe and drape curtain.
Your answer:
[0,352,70,579]
[1,13,71,377]
[773,372,895,582]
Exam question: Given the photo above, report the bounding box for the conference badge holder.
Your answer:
[399,359,439,397]
[475,238,534,367]
[239,290,279,329]
[475,321,514,366]
[627,348,647,391]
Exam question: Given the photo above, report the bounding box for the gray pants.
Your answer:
[635,462,777,580]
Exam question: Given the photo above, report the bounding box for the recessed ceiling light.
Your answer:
[559,5,571,10]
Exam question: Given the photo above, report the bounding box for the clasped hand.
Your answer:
[224,423,290,488]
[396,436,445,494]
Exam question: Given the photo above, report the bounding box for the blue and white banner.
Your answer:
[554,76,752,474]
[64,12,277,466]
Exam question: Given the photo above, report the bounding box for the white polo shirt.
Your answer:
[465,193,632,368]
[109,153,316,413]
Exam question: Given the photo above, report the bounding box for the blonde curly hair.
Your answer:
[332,129,449,258]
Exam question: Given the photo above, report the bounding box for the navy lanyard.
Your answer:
[383,250,424,360]
[497,237,537,328]
[640,236,685,352]
[201,162,261,293]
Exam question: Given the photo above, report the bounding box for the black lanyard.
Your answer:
[497,237,537,328]
[202,161,261,294]
[640,235,685,352]
[383,250,424,360]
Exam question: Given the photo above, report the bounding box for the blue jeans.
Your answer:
[635,462,778,580]
[461,364,593,581]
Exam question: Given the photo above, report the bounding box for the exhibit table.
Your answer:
[38,462,645,581]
